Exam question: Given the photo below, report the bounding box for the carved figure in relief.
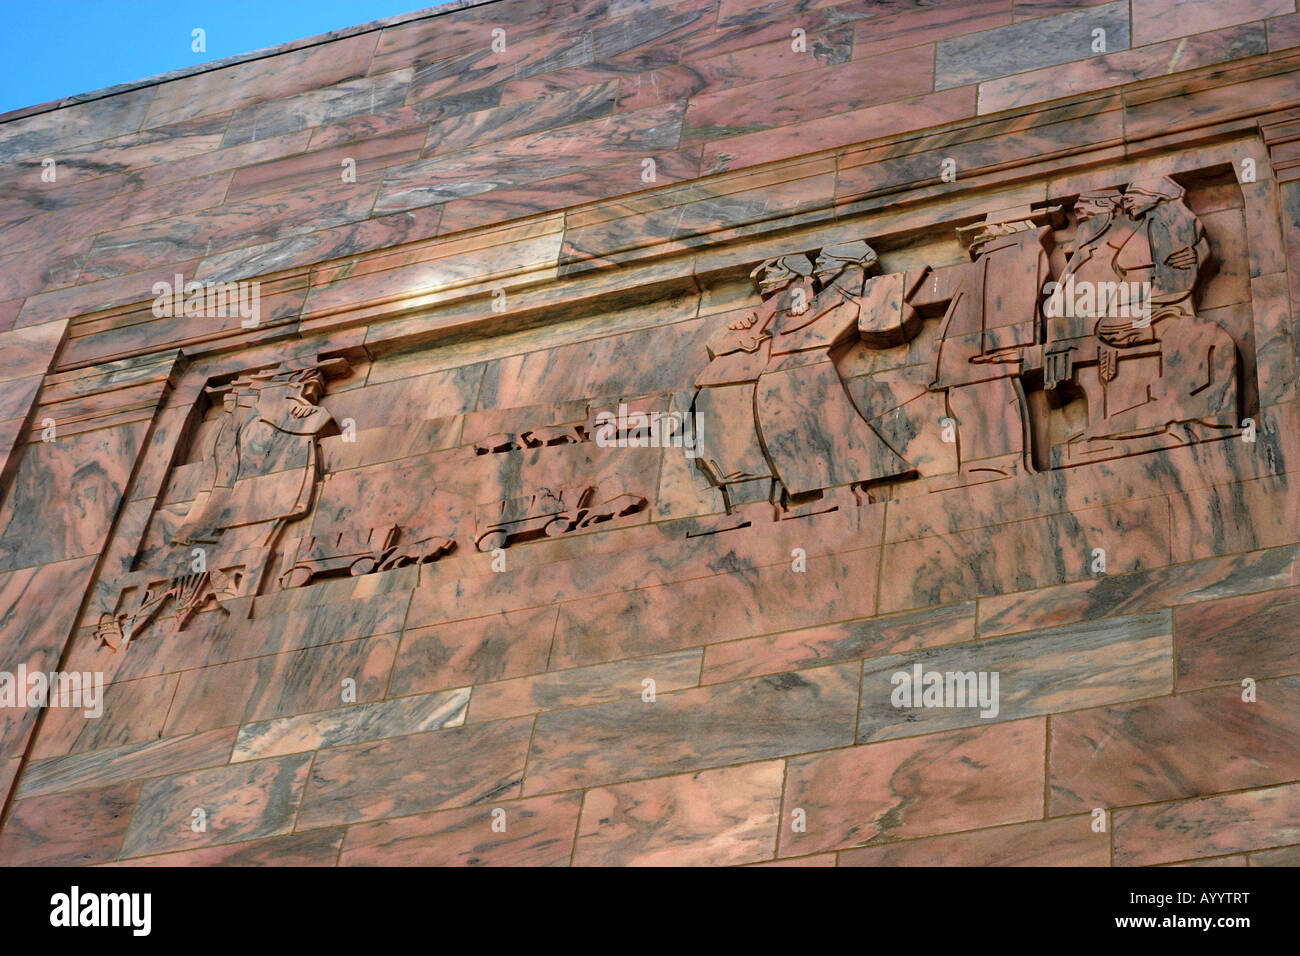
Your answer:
[1043,177,1238,459]
[95,363,343,648]
[692,254,816,496]
[173,366,335,553]
[693,243,915,514]
[753,240,911,498]
[927,214,1055,481]
[689,174,1241,495]
[94,173,1255,650]
[96,351,654,648]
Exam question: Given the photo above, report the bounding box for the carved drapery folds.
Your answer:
[1039,177,1237,463]
[690,175,1241,510]
[693,242,911,513]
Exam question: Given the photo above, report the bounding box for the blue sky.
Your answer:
[0,0,436,114]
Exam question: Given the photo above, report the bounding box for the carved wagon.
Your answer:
[473,424,588,456]
[473,485,646,552]
[279,524,455,588]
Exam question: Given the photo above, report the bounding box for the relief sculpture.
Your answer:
[692,175,1241,503]
[1040,176,1238,464]
[92,176,1248,649]
[692,241,913,517]
[95,363,349,647]
[94,358,646,646]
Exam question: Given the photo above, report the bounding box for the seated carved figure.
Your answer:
[1043,176,1238,457]
[1082,305,1239,441]
[841,180,1238,480]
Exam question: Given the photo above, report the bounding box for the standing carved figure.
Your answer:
[693,243,915,512]
[691,254,816,499]
[929,217,1054,480]
[174,366,335,556]
[753,240,910,498]
[96,364,339,648]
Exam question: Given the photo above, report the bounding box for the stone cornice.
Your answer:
[45,48,1300,376]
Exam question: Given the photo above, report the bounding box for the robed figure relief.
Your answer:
[929,216,1055,481]
[692,241,913,516]
[174,366,335,553]
[691,175,1240,505]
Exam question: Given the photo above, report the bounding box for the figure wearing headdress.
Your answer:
[691,254,816,495]
[754,240,911,498]
[928,214,1055,480]
[1043,176,1236,451]
[96,363,341,648]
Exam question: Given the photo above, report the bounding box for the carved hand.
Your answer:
[1164,246,1198,269]
[1044,346,1072,388]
